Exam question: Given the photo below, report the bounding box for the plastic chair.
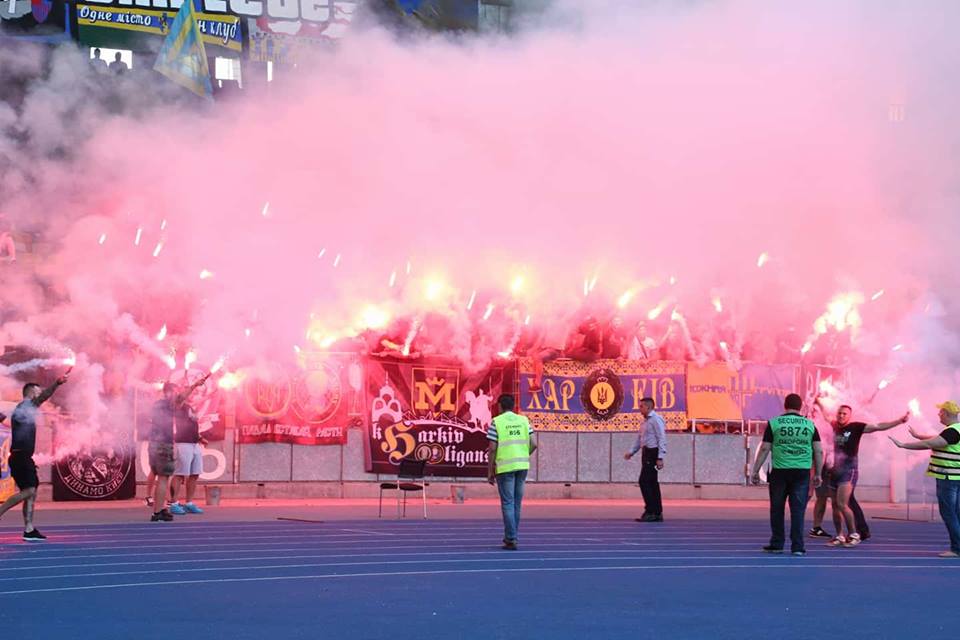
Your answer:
[379,458,427,519]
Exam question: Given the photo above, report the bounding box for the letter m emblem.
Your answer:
[412,368,460,413]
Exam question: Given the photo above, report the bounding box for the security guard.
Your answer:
[487,394,537,550]
[890,400,960,558]
[751,393,824,555]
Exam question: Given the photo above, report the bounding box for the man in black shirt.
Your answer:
[0,371,70,541]
[823,404,908,547]
[148,374,211,522]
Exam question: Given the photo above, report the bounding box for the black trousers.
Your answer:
[849,491,869,536]
[769,468,810,552]
[639,447,663,516]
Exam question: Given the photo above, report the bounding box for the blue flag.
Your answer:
[154,0,213,99]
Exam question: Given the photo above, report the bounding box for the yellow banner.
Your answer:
[1,424,15,501]
[686,363,742,421]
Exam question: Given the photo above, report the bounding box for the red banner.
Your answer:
[236,353,362,445]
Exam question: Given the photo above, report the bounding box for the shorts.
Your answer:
[830,459,859,490]
[815,467,834,498]
[174,442,203,476]
[148,441,176,476]
[8,452,39,490]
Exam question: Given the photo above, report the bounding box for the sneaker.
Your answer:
[150,510,174,522]
[859,532,871,542]
[183,502,204,514]
[827,535,846,547]
[22,528,47,542]
[636,514,663,522]
[937,551,959,558]
[843,533,862,548]
[808,526,831,538]
[144,496,154,508]
[792,550,807,556]
[761,545,784,554]
[502,541,518,550]
[168,503,187,515]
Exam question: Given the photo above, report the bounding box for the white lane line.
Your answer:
[1,554,950,582]
[337,529,389,536]
[0,530,943,553]
[3,548,934,571]
[0,546,946,572]
[0,541,946,564]
[3,563,959,595]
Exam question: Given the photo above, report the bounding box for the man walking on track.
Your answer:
[624,397,667,522]
[487,394,536,550]
[751,393,824,555]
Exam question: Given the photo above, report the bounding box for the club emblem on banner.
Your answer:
[581,367,624,421]
[291,363,342,424]
[54,450,135,500]
[242,365,292,419]
[31,0,52,23]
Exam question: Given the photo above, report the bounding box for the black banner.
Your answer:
[52,448,136,501]
[365,357,516,477]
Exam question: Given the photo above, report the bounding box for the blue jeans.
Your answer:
[496,469,528,543]
[936,479,960,554]
[768,468,810,553]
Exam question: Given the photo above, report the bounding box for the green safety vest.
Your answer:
[927,424,960,481]
[769,413,816,470]
[493,411,532,474]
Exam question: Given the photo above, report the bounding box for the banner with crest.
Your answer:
[365,357,516,477]
[235,353,362,445]
[517,358,688,431]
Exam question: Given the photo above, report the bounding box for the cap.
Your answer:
[936,401,960,414]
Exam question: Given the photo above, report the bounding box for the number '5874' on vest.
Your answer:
[493,412,532,474]
[927,424,960,481]
[769,414,816,470]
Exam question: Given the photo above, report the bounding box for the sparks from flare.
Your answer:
[156,324,167,341]
[757,252,769,268]
[389,270,397,288]
[218,371,242,390]
[617,290,635,309]
[482,303,495,321]
[333,253,342,268]
[871,289,885,301]
[210,356,227,373]
[318,248,326,259]
[261,202,270,217]
[184,349,197,370]
[908,398,921,416]
[510,275,525,295]
[199,269,213,280]
[98,233,107,245]
[711,296,723,313]
[160,219,167,231]
[134,227,142,246]
[466,289,477,311]
[152,242,163,258]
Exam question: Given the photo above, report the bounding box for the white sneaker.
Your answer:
[828,535,847,547]
[843,533,861,547]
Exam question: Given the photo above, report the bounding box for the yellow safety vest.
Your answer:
[494,412,531,474]
[927,423,960,481]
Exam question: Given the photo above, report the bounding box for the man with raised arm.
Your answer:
[890,401,960,558]
[0,369,70,541]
